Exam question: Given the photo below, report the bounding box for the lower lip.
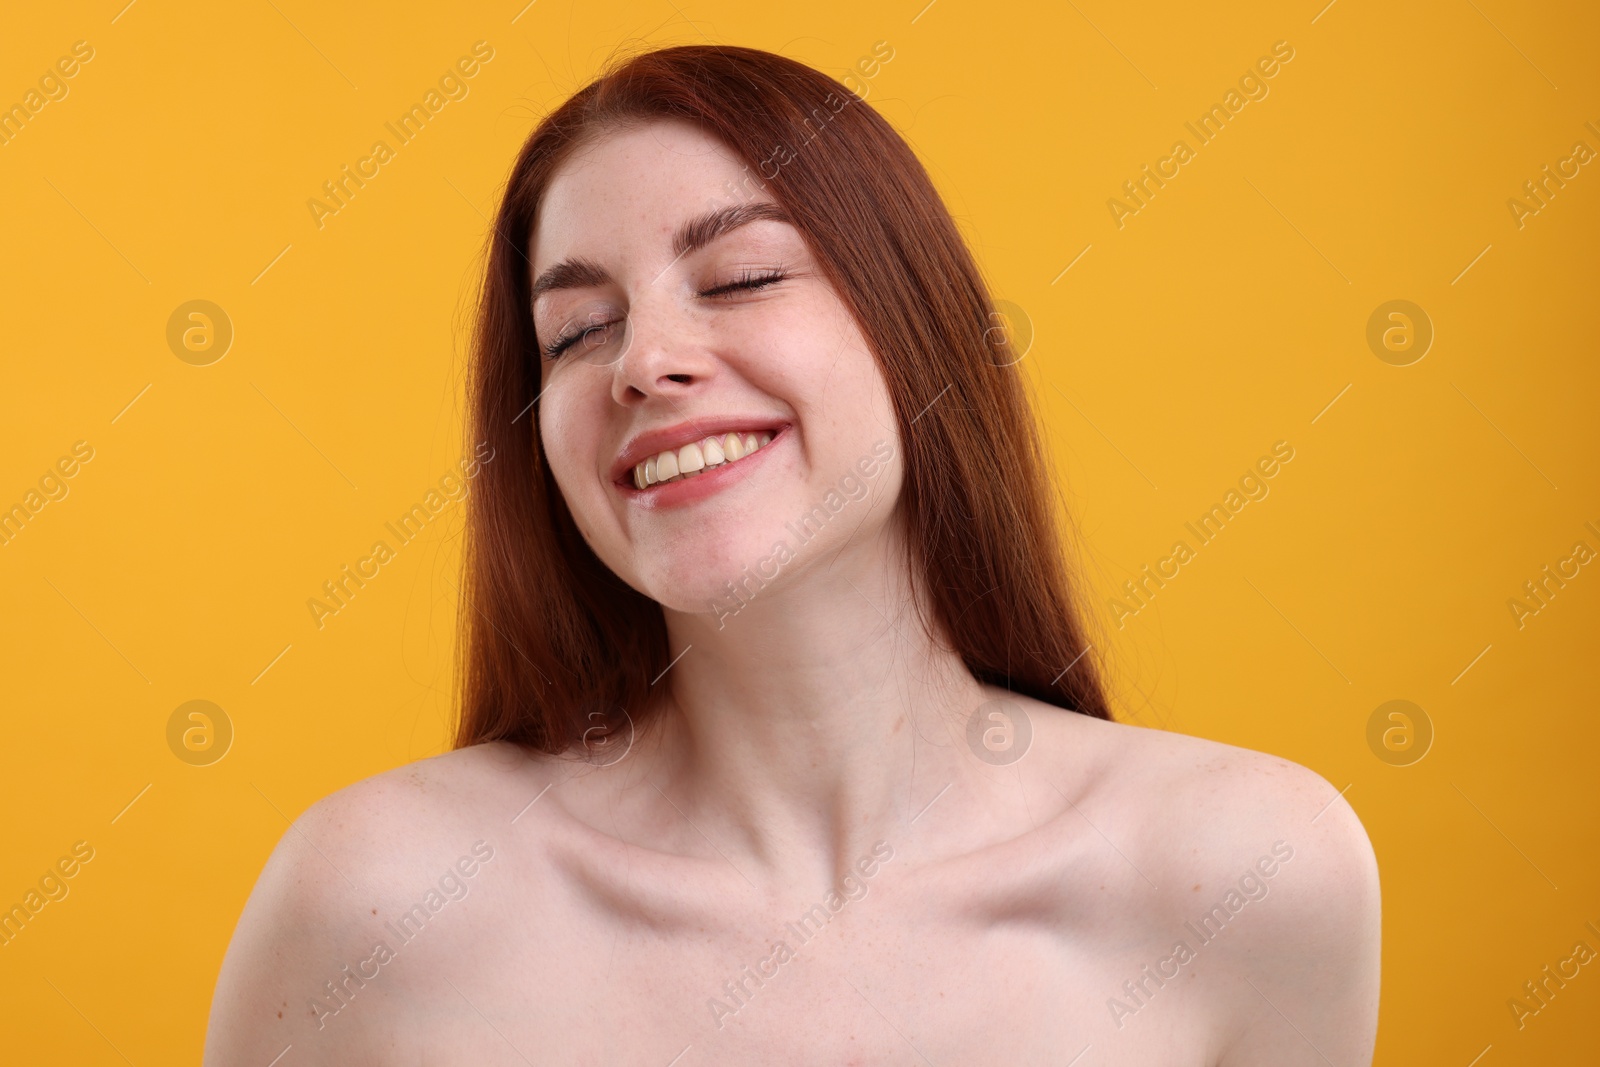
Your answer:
[619,428,787,510]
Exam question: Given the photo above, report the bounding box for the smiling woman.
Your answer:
[461,46,1112,752]
[205,43,1380,1066]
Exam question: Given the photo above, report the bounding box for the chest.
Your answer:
[399,883,1217,1066]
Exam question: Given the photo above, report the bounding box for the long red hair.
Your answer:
[454,43,1112,754]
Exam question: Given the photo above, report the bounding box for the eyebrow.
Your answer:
[530,201,794,304]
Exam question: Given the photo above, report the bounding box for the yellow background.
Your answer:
[1,0,1596,1061]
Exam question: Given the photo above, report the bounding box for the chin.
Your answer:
[630,530,801,619]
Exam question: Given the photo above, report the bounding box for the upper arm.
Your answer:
[202,793,387,1065]
[1210,763,1382,1066]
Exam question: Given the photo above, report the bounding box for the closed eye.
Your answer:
[544,317,617,359]
[543,268,790,359]
[698,267,788,299]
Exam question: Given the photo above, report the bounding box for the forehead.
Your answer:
[531,120,749,266]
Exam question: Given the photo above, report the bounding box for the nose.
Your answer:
[608,289,717,406]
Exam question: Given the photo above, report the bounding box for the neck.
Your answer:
[634,518,996,892]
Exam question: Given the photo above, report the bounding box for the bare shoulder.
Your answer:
[202,742,558,1066]
[1019,697,1381,1064]
[1049,705,1375,865]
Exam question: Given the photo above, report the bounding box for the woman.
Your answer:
[206,44,1379,1065]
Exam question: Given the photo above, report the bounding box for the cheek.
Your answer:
[538,385,605,523]
[761,298,881,411]
[812,335,897,440]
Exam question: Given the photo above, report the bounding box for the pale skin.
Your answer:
[205,119,1381,1065]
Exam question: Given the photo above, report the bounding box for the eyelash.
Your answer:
[542,267,789,359]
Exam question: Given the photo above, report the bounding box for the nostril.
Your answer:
[666,374,692,383]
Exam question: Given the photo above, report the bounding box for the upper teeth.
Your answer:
[633,431,774,489]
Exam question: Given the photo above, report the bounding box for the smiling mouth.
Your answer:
[629,430,776,490]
